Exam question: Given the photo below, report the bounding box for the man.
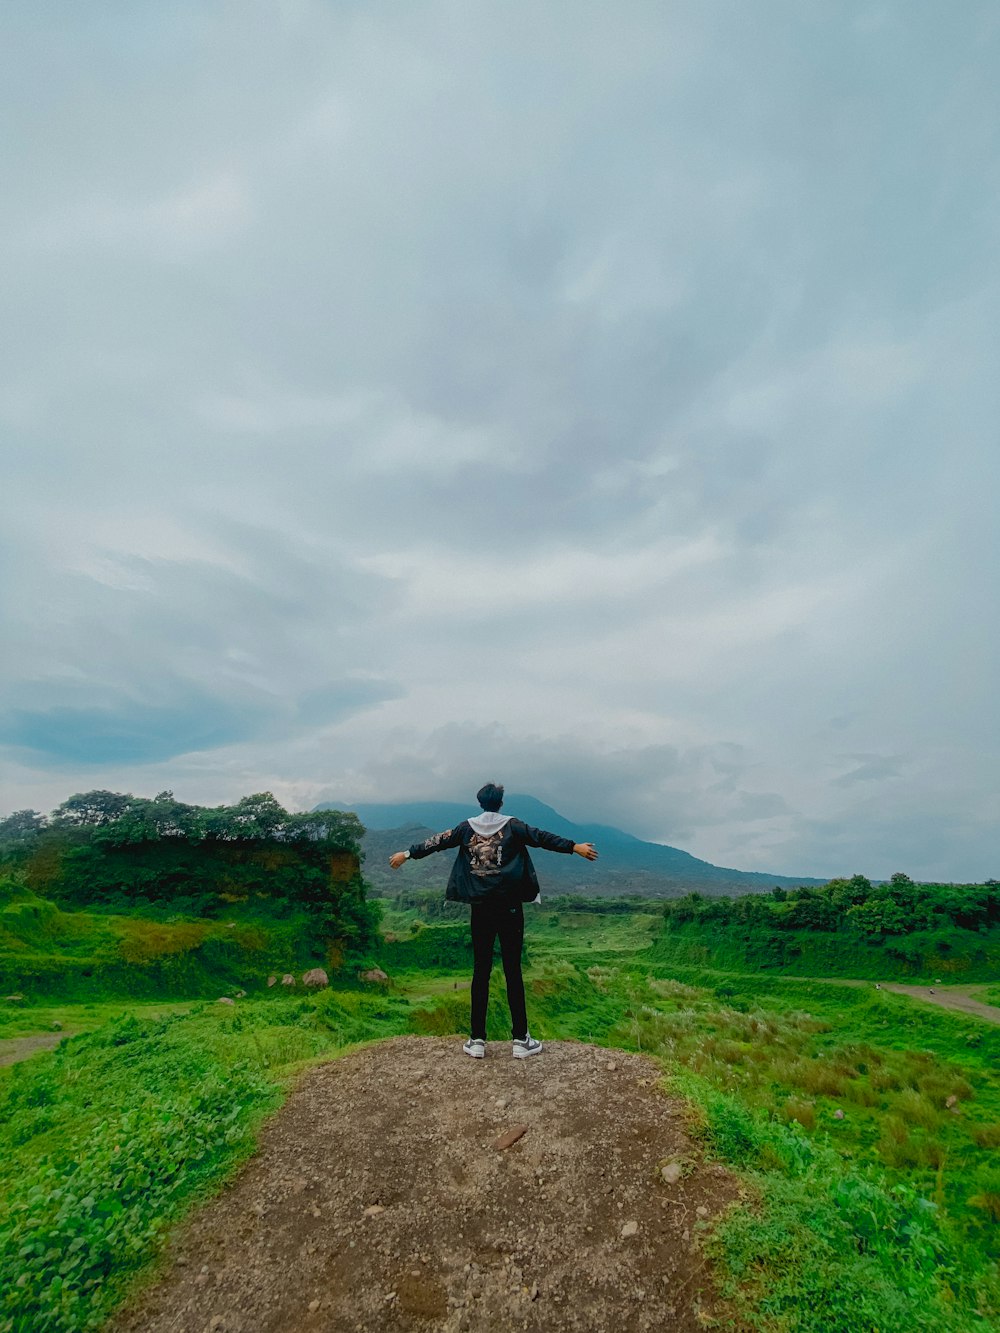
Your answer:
[389,782,598,1059]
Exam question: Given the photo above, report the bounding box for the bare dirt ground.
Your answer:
[803,978,1000,1025]
[880,983,1000,1024]
[114,1036,744,1333]
[0,1030,69,1067]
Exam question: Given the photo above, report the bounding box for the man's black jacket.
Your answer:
[407,817,575,904]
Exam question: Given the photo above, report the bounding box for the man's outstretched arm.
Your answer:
[389,825,463,870]
[521,823,599,860]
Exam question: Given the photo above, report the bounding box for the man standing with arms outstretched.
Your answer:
[389,783,599,1059]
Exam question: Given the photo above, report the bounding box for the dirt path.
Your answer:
[0,1031,68,1067]
[878,983,1000,1024]
[788,977,1000,1025]
[114,1037,742,1333]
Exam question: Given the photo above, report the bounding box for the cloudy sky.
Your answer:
[2,2,998,881]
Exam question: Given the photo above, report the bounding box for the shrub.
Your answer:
[798,1060,848,1099]
[783,1098,817,1130]
[968,1170,1000,1223]
[0,1014,280,1332]
[893,1088,942,1132]
[970,1123,1000,1149]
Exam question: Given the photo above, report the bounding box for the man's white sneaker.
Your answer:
[463,1038,486,1059]
[512,1035,542,1059]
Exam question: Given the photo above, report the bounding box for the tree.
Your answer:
[202,793,287,841]
[847,898,909,937]
[827,874,873,910]
[52,790,134,828]
[0,810,47,862]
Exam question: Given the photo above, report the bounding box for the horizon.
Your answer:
[9,784,993,886]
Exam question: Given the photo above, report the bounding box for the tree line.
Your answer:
[0,790,379,949]
[663,873,1000,968]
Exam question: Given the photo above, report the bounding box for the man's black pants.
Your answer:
[470,898,527,1041]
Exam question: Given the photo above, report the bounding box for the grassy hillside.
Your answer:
[0,880,351,1000]
[650,924,1000,982]
[655,878,1000,982]
[2,821,999,1331]
[3,936,999,1332]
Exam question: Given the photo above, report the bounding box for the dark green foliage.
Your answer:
[387,888,466,921]
[378,923,473,971]
[0,810,47,860]
[658,878,1000,979]
[0,1013,280,1333]
[1,790,380,954]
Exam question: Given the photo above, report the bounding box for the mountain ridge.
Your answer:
[315,794,827,897]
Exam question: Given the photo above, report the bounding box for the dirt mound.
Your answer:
[114,1037,742,1332]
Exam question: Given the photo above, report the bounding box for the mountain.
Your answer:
[315,794,827,898]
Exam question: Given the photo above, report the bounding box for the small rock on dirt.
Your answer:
[363,1204,385,1217]
[494,1124,529,1151]
[302,969,329,989]
[621,1220,639,1238]
[661,1161,683,1185]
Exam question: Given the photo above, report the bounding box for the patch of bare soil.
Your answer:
[805,977,1000,1025]
[881,984,1000,1024]
[114,1037,744,1333]
[0,1031,68,1067]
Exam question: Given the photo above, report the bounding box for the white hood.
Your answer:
[467,811,512,836]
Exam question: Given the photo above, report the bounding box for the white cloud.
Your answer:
[1,2,998,881]
[28,172,249,255]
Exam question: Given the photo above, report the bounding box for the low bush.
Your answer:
[0,1013,280,1333]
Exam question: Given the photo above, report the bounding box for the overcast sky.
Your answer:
[2,2,998,881]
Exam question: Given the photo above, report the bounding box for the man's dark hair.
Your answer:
[476,782,505,812]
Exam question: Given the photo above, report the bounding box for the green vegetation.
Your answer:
[0,789,381,999]
[0,995,411,1332]
[1,799,998,1332]
[0,790,378,947]
[0,879,328,1000]
[658,874,1000,981]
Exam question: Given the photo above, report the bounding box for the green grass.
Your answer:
[3,896,999,1331]
[0,887,342,1001]
[0,993,413,1333]
[518,962,1000,1329]
[652,917,1000,983]
[0,1000,196,1042]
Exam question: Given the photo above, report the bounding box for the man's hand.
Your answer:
[573,842,599,860]
[389,852,408,870]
